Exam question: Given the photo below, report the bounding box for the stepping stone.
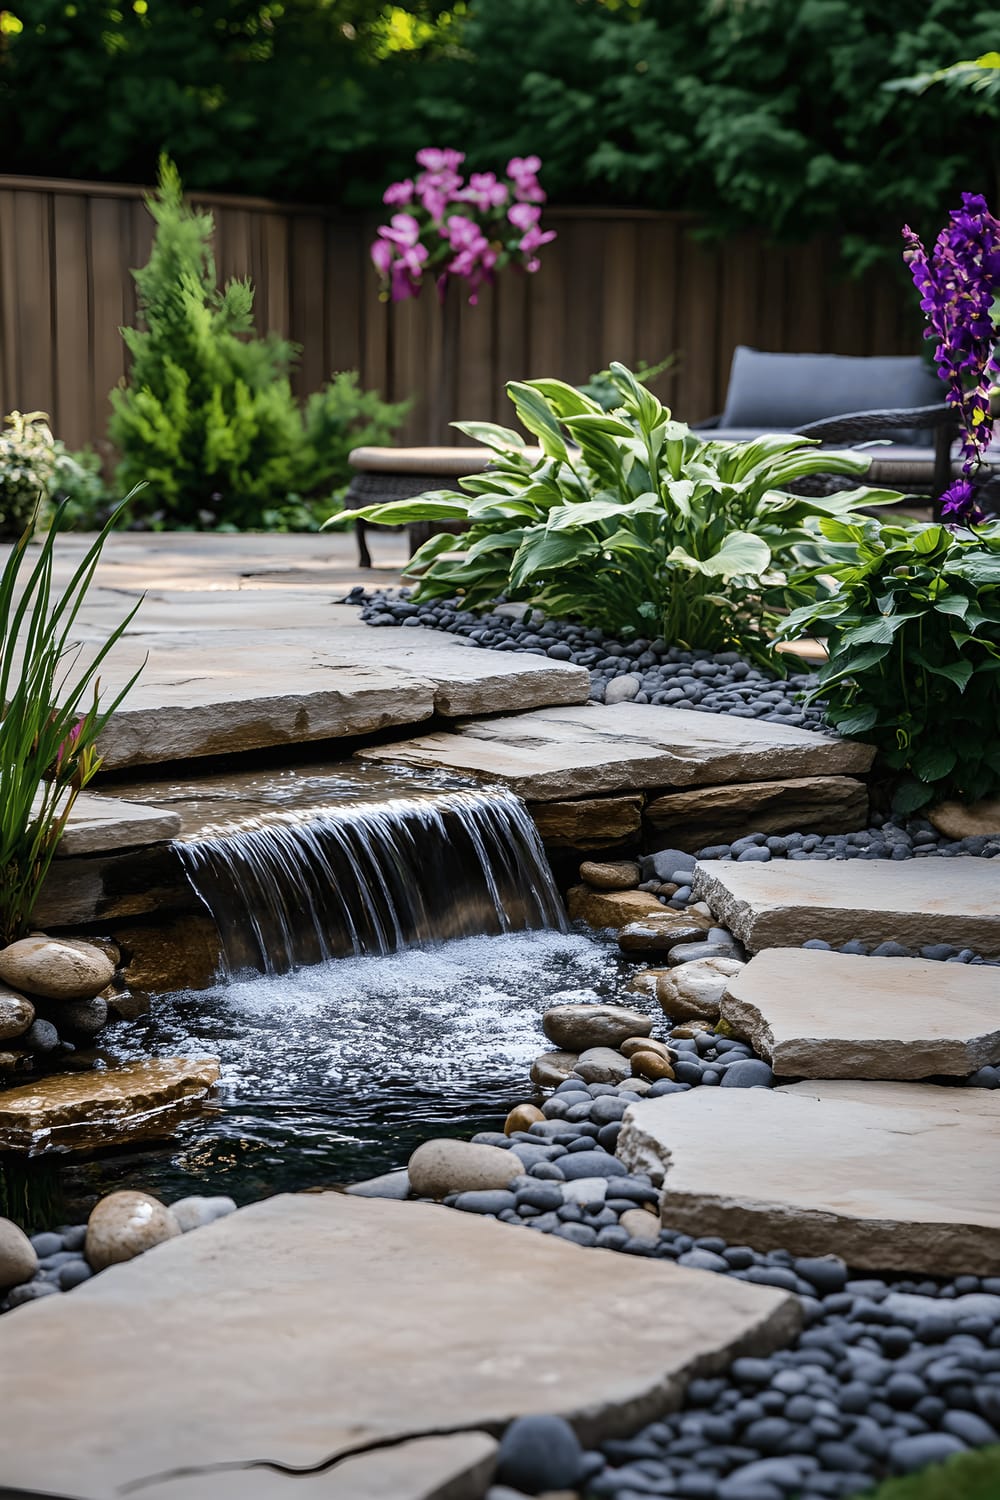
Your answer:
[0,1058,220,1154]
[720,948,1000,1079]
[645,775,868,844]
[86,621,588,770]
[132,1434,498,1499]
[0,1194,798,1499]
[358,703,874,801]
[693,857,1000,958]
[618,1082,1000,1274]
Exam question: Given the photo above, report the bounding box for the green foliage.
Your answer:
[332,362,893,663]
[1,1,998,261]
[578,356,677,412]
[109,159,407,530]
[860,1445,1000,1500]
[50,447,116,531]
[0,412,59,538]
[778,515,1000,811]
[887,50,1000,103]
[0,412,108,538]
[0,502,142,946]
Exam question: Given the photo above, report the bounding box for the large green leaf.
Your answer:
[331,491,470,526]
[525,378,601,418]
[547,491,662,530]
[509,528,596,587]
[666,530,771,580]
[452,420,527,454]
[839,612,919,646]
[507,381,568,460]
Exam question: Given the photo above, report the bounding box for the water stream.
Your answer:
[176,785,567,975]
[2,770,635,1228]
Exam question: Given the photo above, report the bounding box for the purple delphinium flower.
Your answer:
[902,193,1000,479]
[939,476,986,525]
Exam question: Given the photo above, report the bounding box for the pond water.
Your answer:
[2,928,630,1230]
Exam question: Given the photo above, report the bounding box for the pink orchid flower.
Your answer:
[507,202,541,231]
[383,178,414,207]
[416,147,466,173]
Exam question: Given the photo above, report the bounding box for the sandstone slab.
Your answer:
[88,625,588,770]
[618,912,712,954]
[0,1193,798,1498]
[567,886,666,929]
[529,794,644,848]
[52,788,182,855]
[692,857,1000,957]
[720,948,1000,1078]
[135,1433,499,1500]
[358,704,875,802]
[0,1057,220,1154]
[645,776,868,844]
[617,1083,1000,1274]
[579,860,641,890]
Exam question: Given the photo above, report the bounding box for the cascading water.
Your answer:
[175,786,567,975]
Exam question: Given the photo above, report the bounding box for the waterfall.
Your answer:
[175,786,567,976]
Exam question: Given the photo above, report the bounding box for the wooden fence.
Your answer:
[0,174,922,455]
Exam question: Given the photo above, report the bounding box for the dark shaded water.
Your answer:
[1,930,629,1232]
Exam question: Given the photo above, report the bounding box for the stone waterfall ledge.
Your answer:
[617,1083,1000,1275]
[0,1058,221,1154]
[644,775,868,845]
[46,788,182,856]
[692,856,1000,957]
[0,1194,799,1499]
[86,623,590,770]
[358,703,875,802]
[719,947,1000,1079]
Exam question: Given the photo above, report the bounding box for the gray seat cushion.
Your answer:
[719,347,942,446]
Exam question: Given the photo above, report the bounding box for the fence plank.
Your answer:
[12,191,54,418]
[52,193,91,448]
[0,174,919,453]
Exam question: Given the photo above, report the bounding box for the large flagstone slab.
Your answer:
[692,856,1000,957]
[84,625,587,769]
[617,1082,1000,1274]
[138,1434,499,1500]
[0,1194,798,1498]
[358,704,874,801]
[720,947,1000,1078]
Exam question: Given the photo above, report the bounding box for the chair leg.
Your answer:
[931,423,955,520]
[356,520,373,570]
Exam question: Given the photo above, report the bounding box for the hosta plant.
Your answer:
[333,363,896,662]
[777,515,1000,812]
[0,502,143,945]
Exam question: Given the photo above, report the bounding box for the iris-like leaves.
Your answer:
[0,498,144,944]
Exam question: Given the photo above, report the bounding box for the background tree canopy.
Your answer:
[0,0,997,263]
